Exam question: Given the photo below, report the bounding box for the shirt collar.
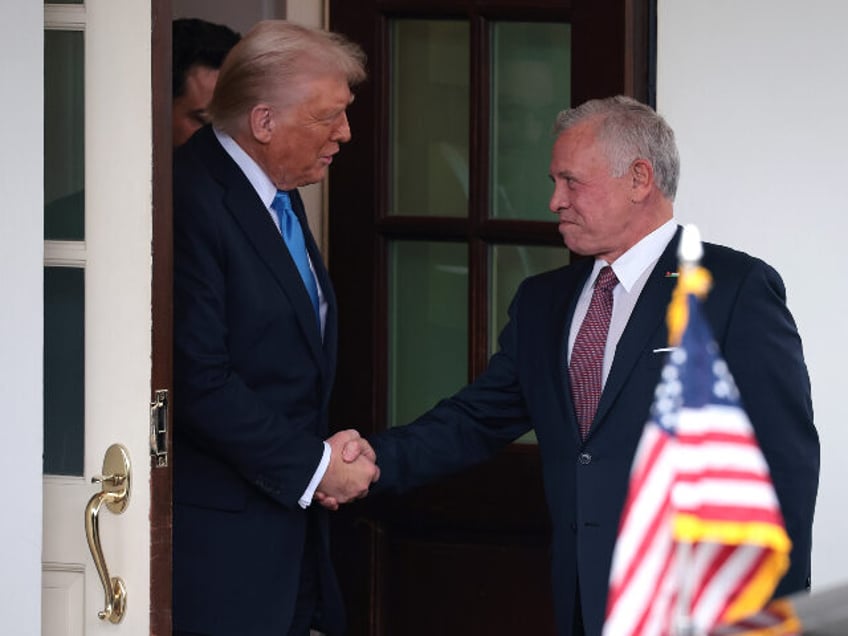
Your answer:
[591,219,678,292]
[214,127,278,209]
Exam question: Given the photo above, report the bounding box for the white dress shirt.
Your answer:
[567,219,678,387]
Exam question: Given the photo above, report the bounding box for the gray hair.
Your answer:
[209,20,366,134]
[553,95,680,200]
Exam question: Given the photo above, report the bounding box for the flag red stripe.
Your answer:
[607,433,671,607]
[675,505,784,525]
[629,542,677,636]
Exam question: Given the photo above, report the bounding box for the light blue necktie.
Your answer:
[271,190,320,323]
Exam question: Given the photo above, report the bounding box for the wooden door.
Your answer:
[327,0,652,634]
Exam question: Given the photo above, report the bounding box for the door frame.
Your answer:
[151,0,175,633]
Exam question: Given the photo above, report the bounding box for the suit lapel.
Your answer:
[197,127,326,366]
[591,228,683,432]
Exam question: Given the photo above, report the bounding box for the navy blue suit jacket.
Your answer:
[172,126,344,635]
[372,229,819,636]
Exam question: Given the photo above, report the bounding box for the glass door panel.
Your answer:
[489,244,570,355]
[490,22,571,221]
[390,19,469,217]
[43,266,85,476]
[489,244,569,444]
[44,29,84,240]
[388,240,468,427]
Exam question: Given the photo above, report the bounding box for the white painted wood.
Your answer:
[42,567,85,636]
[41,0,153,633]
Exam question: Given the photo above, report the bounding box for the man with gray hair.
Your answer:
[356,95,819,635]
[172,20,378,635]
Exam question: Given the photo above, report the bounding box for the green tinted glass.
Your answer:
[44,267,85,476]
[490,244,569,444]
[491,22,571,221]
[44,29,85,240]
[489,244,569,353]
[388,241,468,426]
[390,19,469,217]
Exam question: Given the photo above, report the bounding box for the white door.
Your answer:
[41,1,155,634]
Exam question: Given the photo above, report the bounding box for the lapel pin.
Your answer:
[664,271,679,278]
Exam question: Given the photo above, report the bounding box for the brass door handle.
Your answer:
[84,443,131,623]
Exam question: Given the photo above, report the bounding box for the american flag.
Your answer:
[603,274,791,636]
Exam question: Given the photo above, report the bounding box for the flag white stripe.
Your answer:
[675,443,770,474]
[692,544,763,627]
[673,480,780,510]
[605,511,673,634]
[677,406,753,435]
[608,435,676,582]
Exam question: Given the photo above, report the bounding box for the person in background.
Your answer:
[172,17,240,148]
[331,95,820,636]
[172,20,378,636]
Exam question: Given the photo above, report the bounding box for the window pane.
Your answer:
[44,29,85,240]
[390,20,469,217]
[44,267,85,476]
[489,244,569,444]
[491,22,571,221]
[489,244,570,353]
[388,241,468,427]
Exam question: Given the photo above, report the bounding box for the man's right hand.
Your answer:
[316,429,379,511]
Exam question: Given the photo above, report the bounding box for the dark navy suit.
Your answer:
[172,126,344,635]
[372,228,819,636]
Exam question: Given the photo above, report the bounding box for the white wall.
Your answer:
[658,0,848,589]
[0,1,43,633]
[172,0,285,38]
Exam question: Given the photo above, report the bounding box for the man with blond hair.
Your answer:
[172,21,377,635]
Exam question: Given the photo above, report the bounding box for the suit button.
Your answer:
[578,452,592,465]
[570,522,577,532]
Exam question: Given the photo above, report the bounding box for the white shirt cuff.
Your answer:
[299,441,331,509]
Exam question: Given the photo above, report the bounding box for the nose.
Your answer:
[549,181,570,214]
[333,111,352,143]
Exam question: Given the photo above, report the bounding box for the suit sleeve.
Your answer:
[716,258,820,594]
[371,282,534,494]
[173,174,324,509]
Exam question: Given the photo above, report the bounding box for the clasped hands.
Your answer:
[315,429,378,511]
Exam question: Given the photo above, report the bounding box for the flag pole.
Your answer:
[671,225,708,636]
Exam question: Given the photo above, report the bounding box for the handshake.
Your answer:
[314,429,380,511]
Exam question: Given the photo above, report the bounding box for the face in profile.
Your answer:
[172,64,219,148]
[548,119,636,262]
[260,74,354,190]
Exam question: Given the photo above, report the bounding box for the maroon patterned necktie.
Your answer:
[569,266,618,439]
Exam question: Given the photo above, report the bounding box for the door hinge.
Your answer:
[150,389,169,468]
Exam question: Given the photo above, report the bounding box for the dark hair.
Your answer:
[172,18,241,98]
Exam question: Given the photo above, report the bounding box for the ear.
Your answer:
[630,158,654,202]
[248,104,274,144]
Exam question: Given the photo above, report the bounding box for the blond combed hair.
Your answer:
[209,20,366,135]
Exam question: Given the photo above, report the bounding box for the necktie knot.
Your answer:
[272,190,295,238]
[595,266,618,292]
[270,190,321,327]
